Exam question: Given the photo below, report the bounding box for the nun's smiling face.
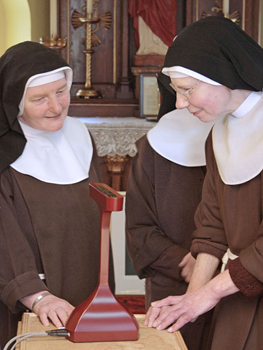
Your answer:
[170,77,243,122]
[19,78,70,132]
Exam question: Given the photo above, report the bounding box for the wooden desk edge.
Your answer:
[16,313,188,350]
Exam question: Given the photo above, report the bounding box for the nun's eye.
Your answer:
[169,81,201,99]
[32,97,45,102]
[56,86,67,95]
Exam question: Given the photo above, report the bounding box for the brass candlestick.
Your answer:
[39,35,67,50]
[76,13,101,98]
[201,0,240,24]
[72,0,112,99]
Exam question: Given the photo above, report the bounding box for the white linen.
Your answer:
[147,108,216,166]
[212,92,263,185]
[11,116,93,184]
[162,66,221,85]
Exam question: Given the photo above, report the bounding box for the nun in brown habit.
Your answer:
[125,107,217,350]
[144,16,263,350]
[0,41,114,348]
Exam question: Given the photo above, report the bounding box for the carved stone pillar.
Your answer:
[78,117,155,190]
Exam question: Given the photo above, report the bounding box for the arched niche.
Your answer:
[0,0,31,55]
[27,0,50,42]
[0,2,6,55]
[0,0,50,56]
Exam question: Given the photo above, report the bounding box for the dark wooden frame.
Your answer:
[185,0,260,43]
[57,0,138,117]
[56,0,260,118]
[139,73,160,118]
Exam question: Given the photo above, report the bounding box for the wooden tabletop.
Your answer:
[16,313,188,350]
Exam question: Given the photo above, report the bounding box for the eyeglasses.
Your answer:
[169,80,201,99]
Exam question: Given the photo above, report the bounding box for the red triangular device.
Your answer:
[66,183,139,342]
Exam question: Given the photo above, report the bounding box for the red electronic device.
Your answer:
[66,183,139,342]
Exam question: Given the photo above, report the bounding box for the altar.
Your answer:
[77,117,155,190]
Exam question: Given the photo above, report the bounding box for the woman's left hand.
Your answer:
[145,286,218,333]
[145,270,239,333]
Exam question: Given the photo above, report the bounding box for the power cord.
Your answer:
[3,328,70,350]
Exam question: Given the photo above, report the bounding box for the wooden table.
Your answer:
[16,313,187,350]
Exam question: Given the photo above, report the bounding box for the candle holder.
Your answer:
[76,14,102,99]
[39,35,67,50]
[72,0,112,99]
[200,0,240,25]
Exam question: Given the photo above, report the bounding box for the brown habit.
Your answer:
[126,135,212,350]
[192,133,263,350]
[0,147,114,348]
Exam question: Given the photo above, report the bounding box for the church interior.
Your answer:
[0,0,262,191]
[1,0,261,193]
[0,1,262,349]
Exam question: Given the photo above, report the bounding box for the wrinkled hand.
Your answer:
[33,294,74,327]
[145,285,220,333]
[144,257,237,333]
[20,291,75,328]
[178,252,196,283]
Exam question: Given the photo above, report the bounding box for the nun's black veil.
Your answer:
[157,72,176,120]
[0,41,70,173]
[163,16,263,91]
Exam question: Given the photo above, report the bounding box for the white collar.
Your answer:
[213,92,263,184]
[232,91,262,118]
[147,108,216,166]
[11,117,93,184]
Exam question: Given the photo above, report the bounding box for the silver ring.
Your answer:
[48,309,54,314]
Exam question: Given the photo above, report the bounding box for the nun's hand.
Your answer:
[145,270,239,333]
[178,252,196,283]
[145,288,215,333]
[33,294,74,327]
[21,292,74,327]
